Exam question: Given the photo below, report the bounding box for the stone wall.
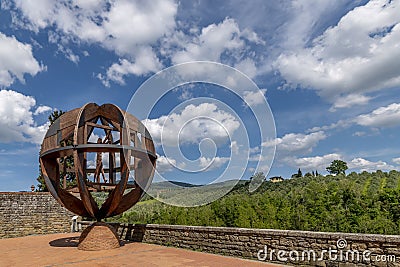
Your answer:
[113,223,400,267]
[0,192,74,238]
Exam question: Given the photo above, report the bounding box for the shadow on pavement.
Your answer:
[49,236,79,247]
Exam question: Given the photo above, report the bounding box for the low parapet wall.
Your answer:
[0,192,74,238]
[0,192,399,266]
[113,223,400,266]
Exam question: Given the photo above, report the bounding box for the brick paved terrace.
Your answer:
[0,233,284,267]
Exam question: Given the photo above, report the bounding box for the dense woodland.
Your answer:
[111,170,400,235]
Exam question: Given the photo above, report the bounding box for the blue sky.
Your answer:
[0,0,400,191]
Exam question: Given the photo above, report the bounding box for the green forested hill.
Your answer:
[112,170,400,235]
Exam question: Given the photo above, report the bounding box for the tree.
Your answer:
[36,170,47,192]
[291,168,303,178]
[326,160,348,175]
[36,110,65,191]
[298,168,303,177]
[304,172,313,177]
[48,109,64,124]
[250,172,266,184]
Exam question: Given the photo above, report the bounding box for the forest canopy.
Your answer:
[111,170,400,235]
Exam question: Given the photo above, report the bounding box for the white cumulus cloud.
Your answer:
[283,153,342,172]
[230,140,239,155]
[392,158,400,165]
[355,103,400,127]
[171,18,244,63]
[0,32,44,87]
[199,156,229,171]
[243,89,267,107]
[275,0,400,106]
[169,18,262,78]
[98,47,162,86]
[7,0,177,84]
[329,94,372,112]
[234,58,258,79]
[34,105,52,115]
[263,131,326,156]
[349,157,396,172]
[143,103,240,147]
[102,0,177,55]
[156,155,176,173]
[9,0,177,55]
[0,90,50,144]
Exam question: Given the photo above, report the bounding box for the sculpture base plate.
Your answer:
[78,222,121,251]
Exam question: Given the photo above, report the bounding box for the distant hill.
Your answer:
[148,179,247,189]
[143,179,248,206]
[149,180,200,189]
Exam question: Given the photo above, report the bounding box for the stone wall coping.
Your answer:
[0,192,51,195]
[124,223,400,243]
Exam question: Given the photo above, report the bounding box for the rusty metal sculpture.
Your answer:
[39,103,156,222]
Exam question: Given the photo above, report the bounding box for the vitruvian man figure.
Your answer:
[94,131,112,183]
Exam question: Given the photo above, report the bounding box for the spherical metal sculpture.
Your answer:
[39,103,156,221]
